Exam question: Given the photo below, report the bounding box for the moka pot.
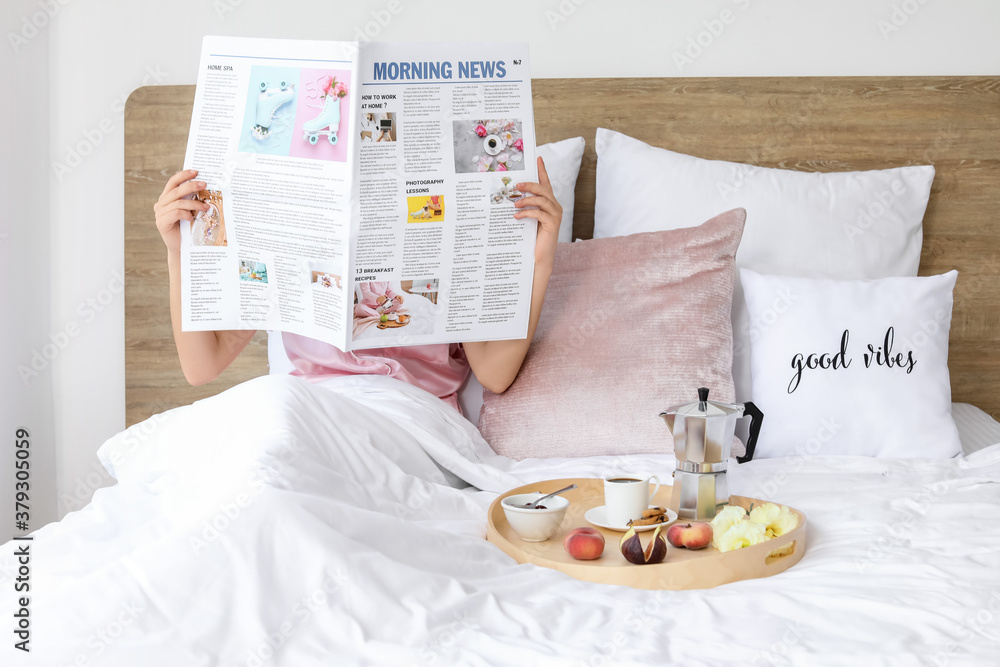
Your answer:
[659,387,763,521]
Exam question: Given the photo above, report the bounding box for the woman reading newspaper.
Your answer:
[153,157,562,411]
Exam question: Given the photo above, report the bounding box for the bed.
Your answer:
[4,77,1000,666]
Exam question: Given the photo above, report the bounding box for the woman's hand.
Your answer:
[463,156,563,394]
[514,156,562,268]
[154,169,208,255]
[157,169,256,386]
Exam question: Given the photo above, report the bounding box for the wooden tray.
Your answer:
[486,478,806,590]
[376,315,410,329]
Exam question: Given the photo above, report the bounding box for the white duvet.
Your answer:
[3,374,1000,666]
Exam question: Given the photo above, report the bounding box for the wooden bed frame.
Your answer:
[124,77,1000,427]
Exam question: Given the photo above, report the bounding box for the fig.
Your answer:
[619,522,667,565]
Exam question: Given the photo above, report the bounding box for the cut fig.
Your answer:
[619,522,668,565]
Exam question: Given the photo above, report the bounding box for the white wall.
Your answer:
[1,0,57,539]
[7,0,999,525]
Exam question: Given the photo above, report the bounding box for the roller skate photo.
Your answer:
[302,88,342,145]
[289,68,352,162]
[252,80,296,140]
[238,65,301,156]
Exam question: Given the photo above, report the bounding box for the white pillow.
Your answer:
[593,128,935,413]
[267,330,295,374]
[538,136,585,242]
[269,137,587,421]
[952,403,1000,455]
[741,269,960,458]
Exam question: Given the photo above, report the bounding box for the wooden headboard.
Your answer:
[125,77,1000,426]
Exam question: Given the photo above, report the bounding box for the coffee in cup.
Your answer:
[604,474,660,526]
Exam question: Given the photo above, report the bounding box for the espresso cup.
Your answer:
[604,475,661,526]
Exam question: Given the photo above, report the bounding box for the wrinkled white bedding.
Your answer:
[2,374,999,666]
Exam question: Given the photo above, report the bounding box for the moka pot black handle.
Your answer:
[736,401,763,464]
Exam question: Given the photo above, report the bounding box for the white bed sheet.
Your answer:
[2,374,999,666]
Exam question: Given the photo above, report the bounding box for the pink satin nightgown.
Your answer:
[282,332,470,413]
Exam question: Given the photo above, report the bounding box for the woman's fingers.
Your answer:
[156,174,203,209]
[496,158,565,229]
[512,162,562,237]
[156,199,207,233]
[513,201,558,225]
[160,200,208,227]
[513,194,554,213]
[514,184,562,221]
[536,156,551,188]
[514,181,560,210]
[161,169,197,197]
[156,199,207,226]
[513,207,557,225]
[156,181,207,225]
[155,171,203,254]
[166,179,206,206]
[513,185,557,212]
[512,181,549,196]
[168,198,209,213]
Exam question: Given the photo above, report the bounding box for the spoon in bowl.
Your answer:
[519,484,577,509]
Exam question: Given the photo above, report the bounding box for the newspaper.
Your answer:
[180,36,537,351]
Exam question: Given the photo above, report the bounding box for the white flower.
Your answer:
[496,152,510,165]
[503,118,517,131]
[501,130,516,146]
[710,505,749,539]
[715,521,768,552]
[485,120,501,135]
[749,503,798,538]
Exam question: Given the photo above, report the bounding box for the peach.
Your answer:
[666,522,713,550]
[564,527,605,560]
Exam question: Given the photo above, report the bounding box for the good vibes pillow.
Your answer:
[741,269,961,458]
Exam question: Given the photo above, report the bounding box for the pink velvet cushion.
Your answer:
[478,208,746,459]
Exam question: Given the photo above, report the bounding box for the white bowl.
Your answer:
[500,493,570,542]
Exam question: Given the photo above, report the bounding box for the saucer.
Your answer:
[483,134,504,156]
[584,505,678,532]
